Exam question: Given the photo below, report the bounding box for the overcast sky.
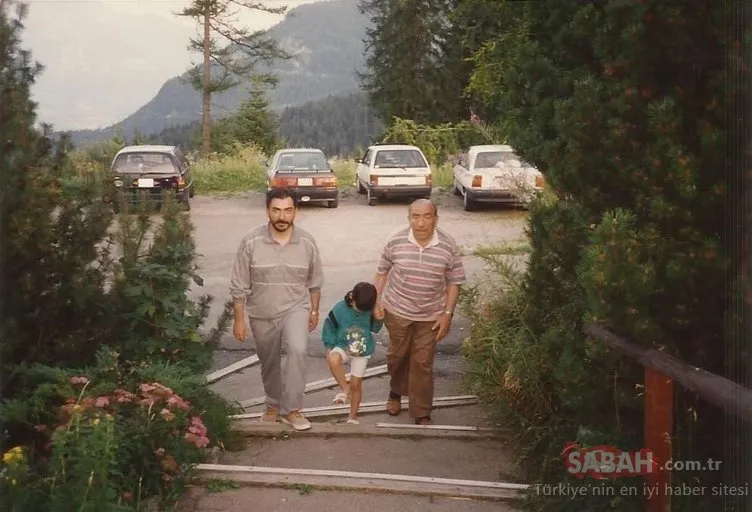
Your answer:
[18,0,323,131]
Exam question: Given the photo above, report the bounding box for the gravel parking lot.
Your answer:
[187,189,529,370]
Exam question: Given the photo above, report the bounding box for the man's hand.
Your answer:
[431,313,452,341]
[309,311,319,331]
[233,318,248,342]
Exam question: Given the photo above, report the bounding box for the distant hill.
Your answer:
[67,0,369,146]
[142,90,384,158]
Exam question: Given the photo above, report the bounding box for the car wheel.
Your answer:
[357,179,366,194]
[367,187,377,206]
[327,197,339,208]
[182,198,191,212]
[463,191,475,211]
[189,184,195,198]
[453,179,462,196]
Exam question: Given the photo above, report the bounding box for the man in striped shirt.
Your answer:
[373,199,466,424]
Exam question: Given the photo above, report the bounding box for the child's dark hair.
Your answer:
[345,282,378,311]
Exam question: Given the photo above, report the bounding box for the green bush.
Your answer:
[458,1,744,508]
[191,144,267,194]
[0,348,237,511]
[0,4,235,509]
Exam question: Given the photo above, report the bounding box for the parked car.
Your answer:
[266,148,339,208]
[109,144,194,211]
[452,144,544,211]
[355,143,432,206]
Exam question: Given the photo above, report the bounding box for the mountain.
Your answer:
[66,0,369,146]
[143,90,384,157]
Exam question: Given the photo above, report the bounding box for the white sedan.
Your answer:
[452,144,544,211]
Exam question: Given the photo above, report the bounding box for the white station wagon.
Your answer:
[356,143,432,206]
[452,144,544,211]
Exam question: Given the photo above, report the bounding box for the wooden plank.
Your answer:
[194,463,530,501]
[205,355,259,383]
[231,420,508,440]
[230,395,479,420]
[239,364,389,408]
[583,323,752,424]
[644,368,673,512]
[374,422,494,432]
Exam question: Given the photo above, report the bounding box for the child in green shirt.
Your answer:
[321,282,384,424]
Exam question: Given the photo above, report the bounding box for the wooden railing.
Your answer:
[582,323,752,512]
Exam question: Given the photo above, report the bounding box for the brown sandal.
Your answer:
[386,396,401,416]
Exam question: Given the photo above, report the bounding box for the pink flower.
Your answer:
[113,389,136,403]
[70,376,89,385]
[94,396,110,408]
[138,398,156,408]
[159,408,175,421]
[188,416,207,437]
[166,396,190,410]
[139,383,157,395]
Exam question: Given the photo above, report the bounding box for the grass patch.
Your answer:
[190,145,456,195]
[432,162,454,189]
[192,145,267,195]
[205,478,241,493]
[331,157,357,188]
[473,241,531,258]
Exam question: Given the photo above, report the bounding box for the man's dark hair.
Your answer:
[346,282,378,311]
[266,187,297,209]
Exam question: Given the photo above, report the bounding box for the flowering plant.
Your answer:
[1,372,218,510]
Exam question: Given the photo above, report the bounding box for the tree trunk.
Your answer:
[201,8,211,157]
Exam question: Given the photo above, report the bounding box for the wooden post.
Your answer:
[644,367,673,512]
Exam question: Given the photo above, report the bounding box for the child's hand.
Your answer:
[373,305,384,320]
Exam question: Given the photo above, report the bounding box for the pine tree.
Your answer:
[177,0,291,156]
[212,83,282,155]
[358,0,469,125]
[0,0,115,378]
[461,0,750,508]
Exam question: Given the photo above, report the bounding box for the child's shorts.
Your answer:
[330,347,370,378]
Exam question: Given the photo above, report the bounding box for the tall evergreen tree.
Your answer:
[212,83,282,155]
[0,0,115,381]
[460,1,750,508]
[358,0,469,125]
[177,0,291,156]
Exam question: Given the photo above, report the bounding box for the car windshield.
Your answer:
[112,152,178,174]
[474,151,518,168]
[275,152,329,171]
[374,149,427,168]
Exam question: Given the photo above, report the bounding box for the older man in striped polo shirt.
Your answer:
[373,198,466,424]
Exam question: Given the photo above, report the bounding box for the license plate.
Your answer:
[297,178,313,186]
[137,178,154,188]
[379,176,425,186]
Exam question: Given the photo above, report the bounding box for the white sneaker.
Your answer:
[281,410,311,431]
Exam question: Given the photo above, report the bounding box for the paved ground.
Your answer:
[189,188,528,367]
[179,189,530,512]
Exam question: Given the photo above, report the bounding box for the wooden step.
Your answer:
[238,364,389,408]
[194,463,530,502]
[230,395,479,420]
[231,420,511,440]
